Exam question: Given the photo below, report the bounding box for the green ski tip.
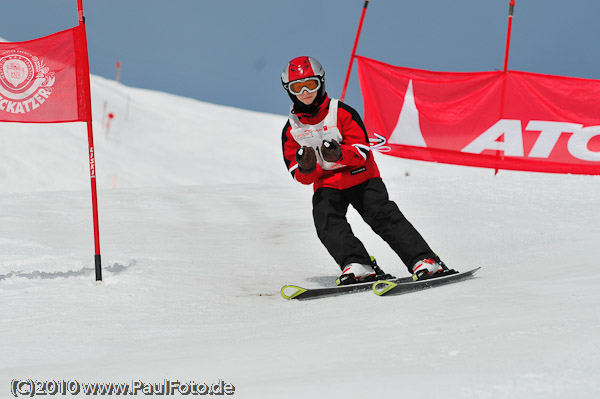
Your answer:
[372,280,397,296]
[281,285,308,300]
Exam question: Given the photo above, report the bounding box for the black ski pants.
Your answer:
[312,178,435,272]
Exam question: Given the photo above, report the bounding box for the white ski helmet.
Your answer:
[281,56,326,107]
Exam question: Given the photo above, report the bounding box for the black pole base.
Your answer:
[95,254,102,283]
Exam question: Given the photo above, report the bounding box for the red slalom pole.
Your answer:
[496,0,516,175]
[77,0,103,283]
[503,0,515,72]
[340,0,370,102]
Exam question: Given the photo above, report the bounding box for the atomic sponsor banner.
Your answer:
[356,55,600,174]
[0,26,90,123]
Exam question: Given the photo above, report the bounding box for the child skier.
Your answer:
[280,56,451,285]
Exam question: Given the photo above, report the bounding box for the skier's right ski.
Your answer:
[281,275,413,300]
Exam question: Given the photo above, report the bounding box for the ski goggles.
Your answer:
[287,77,321,95]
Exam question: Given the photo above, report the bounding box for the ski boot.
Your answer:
[336,256,395,286]
[411,256,458,281]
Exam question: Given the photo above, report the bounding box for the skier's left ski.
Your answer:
[281,275,413,300]
[372,267,481,297]
[282,268,480,300]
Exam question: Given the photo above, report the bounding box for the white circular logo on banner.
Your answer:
[0,49,55,114]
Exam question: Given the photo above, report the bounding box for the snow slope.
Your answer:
[1,76,599,399]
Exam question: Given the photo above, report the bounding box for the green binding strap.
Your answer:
[281,285,308,300]
[372,280,397,296]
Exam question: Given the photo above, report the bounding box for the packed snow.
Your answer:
[1,74,599,399]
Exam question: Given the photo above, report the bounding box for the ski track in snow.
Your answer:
[0,76,599,398]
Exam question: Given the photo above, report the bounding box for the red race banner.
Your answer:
[0,26,91,123]
[356,55,600,174]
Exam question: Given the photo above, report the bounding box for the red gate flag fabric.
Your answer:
[0,26,91,123]
[356,55,600,175]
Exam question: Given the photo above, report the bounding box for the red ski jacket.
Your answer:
[281,96,380,191]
